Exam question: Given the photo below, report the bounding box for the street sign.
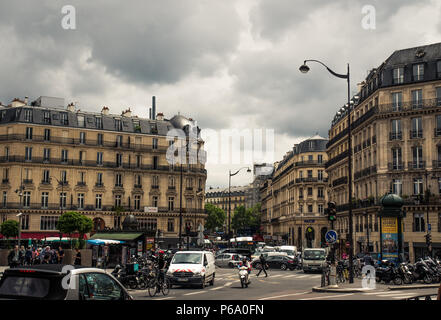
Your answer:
[428,224,431,231]
[346,241,350,248]
[325,230,338,244]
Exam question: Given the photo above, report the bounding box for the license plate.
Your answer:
[178,278,188,282]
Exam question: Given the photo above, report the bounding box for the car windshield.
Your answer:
[0,276,50,298]
[172,253,202,264]
[280,250,294,256]
[303,250,326,260]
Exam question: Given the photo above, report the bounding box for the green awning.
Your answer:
[90,233,143,241]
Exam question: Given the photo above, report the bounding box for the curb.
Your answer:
[388,284,440,290]
[312,286,370,293]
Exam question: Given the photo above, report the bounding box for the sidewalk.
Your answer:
[312,277,440,293]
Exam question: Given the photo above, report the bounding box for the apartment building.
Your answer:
[0,96,207,247]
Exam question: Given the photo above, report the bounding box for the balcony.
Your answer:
[114,184,123,188]
[2,179,9,184]
[432,160,441,169]
[76,182,86,187]
[23,179,33,184]
[58,181,69,186]
[378,98,441,114]
[388,162,404,171]
[435,128,441,137]
[408,161,425,170]
[151,185,159,189]
[295,177,318,183]
[134,184,142,189]
[389,132,402,140]
[325,150,349,169]
[186,187,193,191]
[410,130,423,139]
[95,182,104,188]
[332,176,348,187]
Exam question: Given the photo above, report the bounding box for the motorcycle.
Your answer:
[397,262,413,284]
[408,259,433,284]
[423,257,441,283]
[375,260,402,285]
[238,265,250,288]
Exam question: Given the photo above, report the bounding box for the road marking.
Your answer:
[183,291,205,296]
[259,291,310,300]
[271,275,283,278]
[283,275,297,278]
[155,296,175,300]
[209,286,224,291]
[224,281,233,287]
[299,293,354,300]
[295,275,309,279]
[377,292,421,297]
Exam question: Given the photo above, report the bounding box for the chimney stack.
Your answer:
[101,106,109,115]
[24,96,28,105]
[156,112,164,121]
[152,96,156,120]
[67,102,75,112]
[122,108,132,117]
[149,108,152,119]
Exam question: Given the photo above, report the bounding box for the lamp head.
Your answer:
[299,64,310,74]
[247,168,251,173]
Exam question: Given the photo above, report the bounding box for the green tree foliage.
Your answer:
[0,220,19,238]
[205,203,226,232]
[231,204,262,232]
[57,212,93,248]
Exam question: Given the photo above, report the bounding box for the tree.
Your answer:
[57,212,93,248]
[231,204,262,235]
[0,220,19,248]
[204,203,226,232]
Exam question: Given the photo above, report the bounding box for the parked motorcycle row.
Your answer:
[374,257,441,285]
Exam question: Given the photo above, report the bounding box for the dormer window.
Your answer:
[393,67,404,84]
[412,64,424,81]
[43,111,51,124]
[95,116,103,129]
[115,118,122,131]
[60,112,68,125]
[24,109,33,122]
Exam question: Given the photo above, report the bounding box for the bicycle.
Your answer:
[147,267,171,297]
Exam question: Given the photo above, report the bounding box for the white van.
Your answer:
[302,248,327,273]
[167,251,216,288]
[278,246,297,259]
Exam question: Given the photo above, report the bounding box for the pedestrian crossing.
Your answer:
[361,290,425,299]
[215,273,321,282]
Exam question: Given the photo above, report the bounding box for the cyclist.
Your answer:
[154,250,167,293]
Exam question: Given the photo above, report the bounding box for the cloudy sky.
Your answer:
[1,0,441,188]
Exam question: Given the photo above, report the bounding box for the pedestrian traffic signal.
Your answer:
[185,225,191,235]
[327,201,337,221]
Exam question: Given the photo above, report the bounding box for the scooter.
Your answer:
[238,266,250,288]
[408,259,433,284]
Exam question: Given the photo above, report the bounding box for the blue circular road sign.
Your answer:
[325,230,338,244]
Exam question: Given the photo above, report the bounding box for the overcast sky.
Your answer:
[1,0,440,188]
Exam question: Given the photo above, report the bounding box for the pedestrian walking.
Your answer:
[25,246,33,265]
[19,246,26,265]
[74,248,82,265]
[256,254,268,277]
[7,246,22,268]
[58,246,65,264]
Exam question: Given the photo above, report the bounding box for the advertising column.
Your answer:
[381,217,398,263]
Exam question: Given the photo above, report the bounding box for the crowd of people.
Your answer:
[7,245,71,268]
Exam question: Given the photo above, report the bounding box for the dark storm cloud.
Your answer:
[0,0,241,102]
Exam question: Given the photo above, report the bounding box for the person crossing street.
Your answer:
[256,254,268,277]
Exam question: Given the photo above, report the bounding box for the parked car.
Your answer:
[0,264,133,300]
[166,251,216,288]
[215,253,244,268]
[252,255,296,270]
[215,248,252,259]
[251,251,287,263]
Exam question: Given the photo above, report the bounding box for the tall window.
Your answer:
[318,155,323,164]
[413,178,423,195]
[390,119,401,140]
[436,115,441,136]
[23,191,31,207]
[153,156,158,169]
[116,135,123,147]
[168,197,174,211]
[97,173,103,185]
[411,89,423,109]
[79,151,84,165]
[317,187,324,198]
[42,170,50,183]
[318,204,324,214]
[96,194,102,209]
[412,64,424,81]
[77,115,85,127]
[134,195,141,210]
[43,111,51,124]
[61,150,68,163]
[392,179,402,196]
[412,146,423,169]
[135,174,142,187]
[40,216,59,231]
[393,67,404,84]
[97,133,103,145]
[152,196,158,207]
[114,195,122,208]
[413,213,425,232]
[41,192,49,208]
[78,193,84,210]
[299,188,303,199]
[167,219,174,232]
[24,109,33,122]
[391,92,402,111]
[152,138,158,150]
[25,127,33,140]
[307,170,313,178]
[2,191,6,207]
[59,192,67,209]
[115,173,122,187]
[97,152,103,165]
[411,117,422,138]
[115,119,122,131]
[116,153,122,167]
[60,170,67,184]
[392,148,402,169]
[80,132,86,144]
[25,147,32,161]
[42,147,50,161]
[152,176,159,187]
[44,129,51,141]
[136,155,141,168]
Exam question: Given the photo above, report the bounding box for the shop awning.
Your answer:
[90,233,143,241]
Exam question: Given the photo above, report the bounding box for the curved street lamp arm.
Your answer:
[304,59,348,79]
[230,167,250,177]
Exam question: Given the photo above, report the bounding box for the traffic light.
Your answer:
[185,225,191,236]
[327,201,337,221]
[425,233,432,246]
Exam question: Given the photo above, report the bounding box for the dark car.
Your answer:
[0,264,133,300]
[252,255,296,271]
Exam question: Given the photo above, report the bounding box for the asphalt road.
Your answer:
[129,267,439,300]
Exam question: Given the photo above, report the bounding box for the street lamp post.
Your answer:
[228,167,251,246]
[300,59,355,283]
[51,176,65,247]
[16,212,23,247]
